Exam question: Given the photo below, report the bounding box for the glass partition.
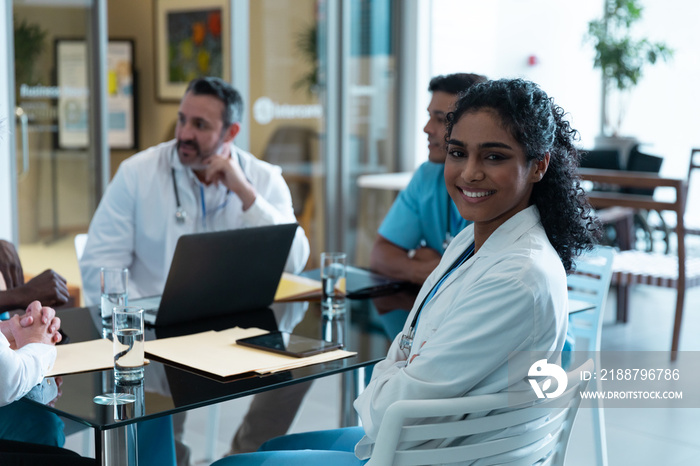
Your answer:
[247,0,323,268]
[344,0,397,267]
[248,0,397,269]
[13,2,98,247]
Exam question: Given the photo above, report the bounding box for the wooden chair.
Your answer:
[366,360,593,466]
[687,148,700,236]
[579,168,700,360]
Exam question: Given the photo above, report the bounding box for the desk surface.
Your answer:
[22,289,593,434]
[23,300,392,432]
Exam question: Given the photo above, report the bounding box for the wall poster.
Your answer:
[56,39,136,149]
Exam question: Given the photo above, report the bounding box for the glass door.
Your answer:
[341,0,397,267]
[246,0,398,269]
[12,0,104,283]
[317,0,398,267]
[247,0,325,268]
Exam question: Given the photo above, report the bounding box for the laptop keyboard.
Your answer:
[129,296,162,324]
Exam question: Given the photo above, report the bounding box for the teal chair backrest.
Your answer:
[567,246,615,353]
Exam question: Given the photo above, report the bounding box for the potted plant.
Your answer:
[586,0,672,150]
[14,16,48,92]
[293,22,319,96]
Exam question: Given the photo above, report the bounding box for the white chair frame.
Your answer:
[567,246,614,466]
[366,360,593,466]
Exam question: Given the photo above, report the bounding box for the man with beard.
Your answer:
[79,77,310,466]
[80,77,310,305]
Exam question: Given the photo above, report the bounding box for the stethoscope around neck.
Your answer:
[170,148,244,224]
[172,167,188,223]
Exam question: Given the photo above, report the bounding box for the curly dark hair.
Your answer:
[446,78,601,272]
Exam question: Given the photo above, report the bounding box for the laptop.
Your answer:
[133,223,298,327]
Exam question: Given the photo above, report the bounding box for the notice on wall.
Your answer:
[56,39,135,149]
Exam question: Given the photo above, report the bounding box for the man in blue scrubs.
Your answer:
[370,73,487,285]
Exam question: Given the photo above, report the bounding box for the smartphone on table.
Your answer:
[236,332,342,358]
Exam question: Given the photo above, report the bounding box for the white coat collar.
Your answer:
[444,205,541,260]
[475,205,542,257]
[427,205,543,302]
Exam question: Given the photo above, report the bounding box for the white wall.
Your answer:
[620,0,700,178]
[429,0,698,179]
[0,2,14,242]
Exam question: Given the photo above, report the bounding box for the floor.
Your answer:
[17,234,700,466]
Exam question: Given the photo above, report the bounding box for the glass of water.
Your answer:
[112,306,145,384]
[321,252,346,298]
[100,267,128,325]
[321,252,347,316]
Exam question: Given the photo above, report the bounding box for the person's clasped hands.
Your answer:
[0,240,69,310]
[0,240,24,289]
[17,270,70,308]
[1,301,62,350]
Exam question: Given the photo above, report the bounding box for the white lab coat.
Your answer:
[353,205,568,459]
[0,333,55,407]
[80,140,310,305]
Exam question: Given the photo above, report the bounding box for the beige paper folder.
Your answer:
[144,327,355,378]
[47,338,114,377]
[274,272,346,302]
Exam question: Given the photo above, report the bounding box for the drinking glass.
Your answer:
[100,267,128,324]
[321,252,347,316]
[112,306,145,384]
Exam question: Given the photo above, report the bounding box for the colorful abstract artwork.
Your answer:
[167,9,223,83]
[155,0,229,101]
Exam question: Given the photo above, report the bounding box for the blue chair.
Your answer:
[138,417,177,466]
[568,246,614,353]
[567,246,614,466]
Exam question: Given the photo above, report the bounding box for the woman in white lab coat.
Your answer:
[213,78,601,465]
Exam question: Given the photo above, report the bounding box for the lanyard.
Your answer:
[399,241,475,352]
[199,185,231,229]
[171,148,242,226]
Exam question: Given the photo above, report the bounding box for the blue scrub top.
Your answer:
[378,161,470,253]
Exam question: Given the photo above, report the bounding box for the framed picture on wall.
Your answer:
[154,0,230,101]
[106,39,137,149]
[55,39,89,149]
[55,38,137,149]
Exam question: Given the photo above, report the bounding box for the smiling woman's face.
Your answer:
[444,109,547,245]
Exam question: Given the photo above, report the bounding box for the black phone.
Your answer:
[236,332,342,358]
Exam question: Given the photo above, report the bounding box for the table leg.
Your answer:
[101,423,138,466]
[617,284,630,323]
[341,366,367,427]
